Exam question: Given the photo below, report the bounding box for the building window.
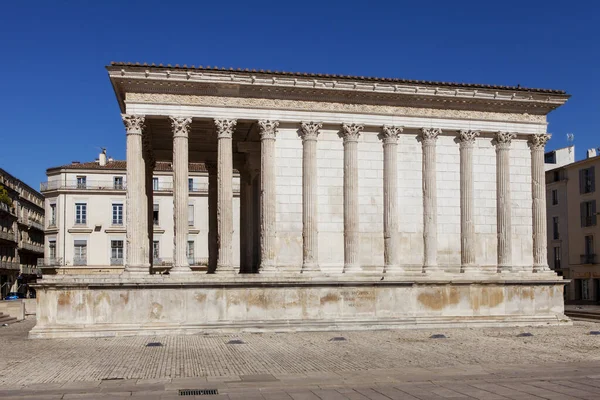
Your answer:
[580,166,596,194]
[49,203,56,226]
[110,240,124,265]
[582,235,596,265]
[188,178,194,192]
[112,203,123,225]
[153,204,159,226]
[113,176,124,190]
[188,204,194,226]
[582,279,591,300]
[551,189,558,206]
[544,152,556,165]
[153,177,159,191]
[187,240,194,261]
[75,203,87,225]
[76,176,87,189]
[73,240,87,265]
[153,240,160,261]
[552,217,559,240]
[553,246,561,270]
[48,240,56,260]
[581,200,597,227]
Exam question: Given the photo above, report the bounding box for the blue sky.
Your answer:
[0,0,597,189]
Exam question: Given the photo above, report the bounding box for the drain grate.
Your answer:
[146,342,163,347]
[590,331,600,335]
[179,389,218,396]
[517,333,534,337]
[227,339,245,344]
[329,336,347,342]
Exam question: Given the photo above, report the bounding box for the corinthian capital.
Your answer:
[421,128,441,144]
[529,133,551,150]
[121,114,145,134]
[458,130,480,147]
[495,131,517,149]
[170,117,192,138]
[299,121,322,142]
[214,119,237,139]
[340,123,364,143]
[379,125,403,144]
[258,120,279,140]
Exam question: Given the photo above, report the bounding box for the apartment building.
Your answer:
[546,147,600,302]
[39,151,240,273]
[0,168,44,298]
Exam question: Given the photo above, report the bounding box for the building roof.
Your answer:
[47,160,231,173]
[108,61,567,95]
[0,167,44,199]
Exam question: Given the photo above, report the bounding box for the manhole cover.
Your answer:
[329,337,347,341]
[146,342,163,347]
[227,339,245,344]
[179,389,218,396]
[430,334,447,339]
[517,333,534,337]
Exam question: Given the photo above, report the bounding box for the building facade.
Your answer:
[546,150,600,302]
[40,154,240,273]
[31,63,570,338]
[0,168,44,298]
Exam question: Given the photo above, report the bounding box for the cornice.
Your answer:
[125,93,547,124]
[109,68,568,116]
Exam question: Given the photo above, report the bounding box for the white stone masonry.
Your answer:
[530,133,551,272]
[421,128,441,271]
[495,131,516,272]
[459,130,479,272]
[380,125,402,273]
[259,120,279,272]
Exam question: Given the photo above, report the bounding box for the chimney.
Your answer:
[587,148,597,159]
[99,148,107,166]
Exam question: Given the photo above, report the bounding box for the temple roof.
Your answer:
[108,61,566,95]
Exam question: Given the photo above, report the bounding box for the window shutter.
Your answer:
[581,202,586,227]
[580,169,585,194]
[593,200,597,226]
[591,167,596,192]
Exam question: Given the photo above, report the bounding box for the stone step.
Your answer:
[0,312,17,325]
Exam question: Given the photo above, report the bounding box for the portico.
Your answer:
[30,63,571,338]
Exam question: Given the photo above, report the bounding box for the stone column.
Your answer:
[243,154,260,273]
[340,123,364,273]
[170,117,193,274]
[380,125,402,273]
[214,119,237,274]
[458,130,480,272]
[258,120,279,272]
[421,128,441,272]
[530,133,551,272]
[299,122,322,273]
[122,114,149,274]
[206,162,218,273]
[495,131,517,272]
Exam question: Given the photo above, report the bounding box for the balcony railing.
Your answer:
[581,254,597,265]
[73,257,87,266]
[581,215,597,227]
[0,230,16,242]
[110,258,124,266]
[28,219,44,231]
[152,257,208,267]
[21,265,40,276]
[0,261,19,270]
[0,202,16,216]
[21,242,44,253]
[41,181,127,192]
[189,257,208,266]
[37,257,63,267]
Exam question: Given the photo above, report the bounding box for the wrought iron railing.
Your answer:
[580,254,597,265]
[582,215,597,227]
[41,181,127,191]
[110,258,124,266]
[73,257,87,266]
[37,257,63,267]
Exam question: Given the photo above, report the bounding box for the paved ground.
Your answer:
[1,317,600,399]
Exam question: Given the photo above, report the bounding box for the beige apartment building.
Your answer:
[0,168,44,298]
[546,147,600,302]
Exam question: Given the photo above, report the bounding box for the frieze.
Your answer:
[126,93,546,124]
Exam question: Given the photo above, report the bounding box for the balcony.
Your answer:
[20,242,44,253]
[21,265,40,276]
[40,181,127,192]
[0,260,19,270]
[73,257,87,266]
[580,254,597,265]
[110,258,124,266]
[28,219,44,231]
[37,257,63,267]
[0,230,16,242]
[581,215,597,227]
[0,202,16,216]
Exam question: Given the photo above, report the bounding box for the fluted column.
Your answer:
[340,123,364,273]
[206,162,218,273]
[380,125,402,273]
[214,119,237,274]
[495,132,516,272]
[299,122,322,273]
[421,128,441,272]
[530,133,551,272]
[243,154,260,273]
[170,117,192,274]
[258,120,279,272]
[459,130,480,272]
[122,114,149,274]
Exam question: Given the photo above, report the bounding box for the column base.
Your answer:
[343,264,363,273]
[460,264,479,274]
[533,264,550,273]
[122,265,150,276]
[383,265,404,274]
[259,262,278,273]
[422,265,444,274]
[301,263,321,273]
[170,266,193,275]
[215,265,238,274]
[497,265,513,273]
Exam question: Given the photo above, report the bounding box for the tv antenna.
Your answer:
[567,133,574,145]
